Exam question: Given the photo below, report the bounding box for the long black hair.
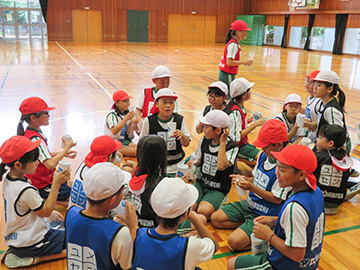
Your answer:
[225,29,237,44]
[318,124,347,149]
[17,112,43,136]
[0,147,39,180]
[321,82,346,111]
[135,135,167,190]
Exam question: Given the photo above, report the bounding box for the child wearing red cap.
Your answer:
[104,90,138,157]
[211,119,291,251]
[219,20,253,98]
[314,124,353,214]
[17,97,77,206]
[135,66,179,126]
[275,93,304,143]
[228,145,325,270]
[0,136,71,268]
[69,135,133,210]
[140,88,191,177]
[304,70,322,142]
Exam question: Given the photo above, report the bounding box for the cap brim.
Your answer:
[114,140,123,151]
[271,151,290,166]
[45,106,55,111]
[154,75,172,79]
[198,116,211,126]
[248,82,255,89]
[119,96,132,100]
[253,138,269,148]
[186,183,199,206]
[122,171,131,183]
[156,95,178,101]
[26,139,41,154]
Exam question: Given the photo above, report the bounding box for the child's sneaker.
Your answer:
[350,168,360,178]
[3,253,34,269]
[345,182,360,200]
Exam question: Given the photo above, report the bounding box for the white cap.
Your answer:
[230,78,255,98]
[150,177,198,218]
[285,94,302,105]
[152,65,171,79]
[314,70,340,85]
[154,88,178,101]
[199,110,230,128]
[209,81,228,96]
[83,163,131,201]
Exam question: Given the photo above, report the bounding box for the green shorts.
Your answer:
[218,70,235,100]
[234,252,273,269]
[119,138,132,147]
[194,181,227,211]
[221,200,259,237]
[177,219,192,235]
[238,143,260,161]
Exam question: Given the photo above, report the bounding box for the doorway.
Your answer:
[127,10,149,42]
[72,9,102,42]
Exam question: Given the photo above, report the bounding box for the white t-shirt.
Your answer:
[111,226,133,268]
[31,134,51,162]
[227,42,239,59]
[229,107,247,142]
[184,236,216,269]
[280,201,309,248]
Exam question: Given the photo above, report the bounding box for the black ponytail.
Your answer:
[225,30,236,44]
[0,163,7,181]
[17,113,42,136]
[323,82,346,111]
[17,117,25,136]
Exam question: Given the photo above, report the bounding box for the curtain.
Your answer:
[281,14,290,48]
[39,0,48,23]
[304,14,315,51]
[332,14,348,55]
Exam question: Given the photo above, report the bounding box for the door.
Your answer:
[72,10,102,42]
[127,10,148,42]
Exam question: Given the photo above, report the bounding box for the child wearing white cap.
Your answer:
[131,177,219,270]
[228,78,265,163]
[191,110,239,220]
[196,81,231,134]
[140,88,191,176]
[65,163,138,270]
[275,93,304,143]
[304,70,351,153]
[135,65,179,125]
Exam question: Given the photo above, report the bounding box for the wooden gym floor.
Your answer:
[0,40,360,270]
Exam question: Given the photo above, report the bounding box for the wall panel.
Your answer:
[265,15,285,26]
[347,14,360,28]
[47,0,249,42]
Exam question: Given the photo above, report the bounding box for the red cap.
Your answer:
[272,145,317,191]
[306,70,320,80]
[0,136,41,164]
[85,136,123,167]
[113,90,132,102]
[19,97,55,115]
[253,119,288,148]
[231,20,251,31]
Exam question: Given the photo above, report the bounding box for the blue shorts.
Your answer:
[9,229,65,258]
[39,182,71,201]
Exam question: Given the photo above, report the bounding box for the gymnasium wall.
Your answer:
[250,0,360,28]
[47,0,249,42]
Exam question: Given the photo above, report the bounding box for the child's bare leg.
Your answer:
[197,201,215,221]
[119,144,137,157]
[227,228,251,251]
[211,209,242,229]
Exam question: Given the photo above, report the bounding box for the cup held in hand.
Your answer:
[58,160,71,172]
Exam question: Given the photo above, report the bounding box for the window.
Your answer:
[310,27,335,52]
[264,25,284,46]
[0,0,46,40]
[289,26,308,48]
[343,28,360,55]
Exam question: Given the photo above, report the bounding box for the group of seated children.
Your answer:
[0,66,358,270]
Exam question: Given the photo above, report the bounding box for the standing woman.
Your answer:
[219,20,253,99]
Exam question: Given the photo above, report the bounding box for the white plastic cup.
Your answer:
[254,111,263,121]
[113,154,122,164]
[58,160,71,172]
[167,122,177,137]
[301,137,312,147]
[61,134,72,148]
[296,114,306,128]
[235,176,247,197]
[248,51,255,61]
[129,105,136,112]
[251,233,268,255]
[176,164,188,178]
[113,199,127,216]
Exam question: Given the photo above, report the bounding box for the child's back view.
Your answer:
[131,177,219,270]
